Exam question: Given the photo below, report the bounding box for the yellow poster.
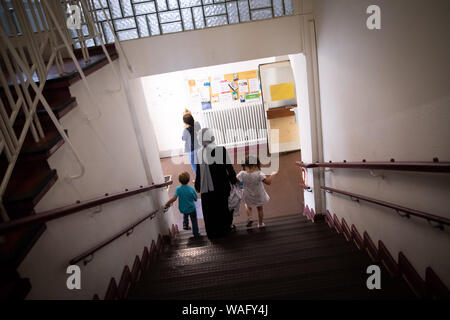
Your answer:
[270,82,295,101]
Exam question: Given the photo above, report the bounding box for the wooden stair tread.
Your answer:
[16,97,77,120]
[4,169,57,204]
[0,224,46,266]
[45,52,119,88]
[20,131,63,157]
[129,214,415,300]
[0,51,118,91]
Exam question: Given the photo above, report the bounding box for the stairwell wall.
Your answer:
[120,10,304,78]
[313,0,450,285]
[18,59,176,299]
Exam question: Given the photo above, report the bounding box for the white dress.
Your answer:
[236,170,270,207]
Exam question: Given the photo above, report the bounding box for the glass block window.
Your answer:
[73,0,294,45]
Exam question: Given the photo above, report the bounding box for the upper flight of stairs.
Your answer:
[0,46,118,300]
[128,214,415,300]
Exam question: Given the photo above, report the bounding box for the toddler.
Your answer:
[165,172,200,238]
[236,156,276,228]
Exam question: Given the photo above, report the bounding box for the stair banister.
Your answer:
[296,160,450,173]
[321,186,450,229]
[0,180,173,234]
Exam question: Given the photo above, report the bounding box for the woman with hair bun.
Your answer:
[182,109,201,174]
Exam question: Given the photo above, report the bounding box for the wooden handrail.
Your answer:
[321,186,450,228]
[296,161,450,173]
[69,208,166,265]
[0,181,172,234]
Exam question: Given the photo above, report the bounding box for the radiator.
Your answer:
[194,102,267,147]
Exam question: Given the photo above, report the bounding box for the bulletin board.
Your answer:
[187,69,261,108]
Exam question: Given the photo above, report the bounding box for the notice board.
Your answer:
[187,69,261,107]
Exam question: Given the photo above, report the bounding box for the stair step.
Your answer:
[175,215,321,241]
[144,246,367,287]
[170,230,346,258]
[45,52,118,88]
[0,223,46,267]
[130,210,414,300]
[20,131,64,160]
[4,168,57,205]
[4,168,57,219]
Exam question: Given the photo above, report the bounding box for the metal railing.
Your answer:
[0,0,131,222]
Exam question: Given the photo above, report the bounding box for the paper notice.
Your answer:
[219,92,232,102]
[248,78,259,92]
[238,79,248,93]
[220,80,230,93]
[211,81,221,95]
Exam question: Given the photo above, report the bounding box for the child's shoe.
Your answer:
[246,220,254,228]
[258,223,266,228]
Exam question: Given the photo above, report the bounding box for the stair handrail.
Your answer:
[321,186,450,230]
[0,180,172,234]
[296,160,450,173]
[69,206,169,266]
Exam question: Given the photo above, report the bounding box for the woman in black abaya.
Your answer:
[195,128,237,239]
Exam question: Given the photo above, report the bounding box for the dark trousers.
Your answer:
[201,191,231,239]
[183,211,199,237]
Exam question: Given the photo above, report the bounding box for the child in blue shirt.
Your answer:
[165,172,200,238]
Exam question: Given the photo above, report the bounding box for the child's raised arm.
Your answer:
[164,195,178,208]
[262,172,277,185]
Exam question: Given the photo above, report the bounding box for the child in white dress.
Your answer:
[236,156,276,228]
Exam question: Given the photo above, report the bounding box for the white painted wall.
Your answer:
[314,0,450,285]
[121,15,303,79]
[18,59,176,299]
[290,53,316,209]
[141,56,283,157]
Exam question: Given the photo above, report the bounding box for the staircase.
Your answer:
[128,214,415,299]
[0,47,118,300]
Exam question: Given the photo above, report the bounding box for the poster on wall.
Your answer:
[238,79,248,94]
[211,80,221,95]
[220,80,230,93]
[246,93,260,100]
[219,92,233,103]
